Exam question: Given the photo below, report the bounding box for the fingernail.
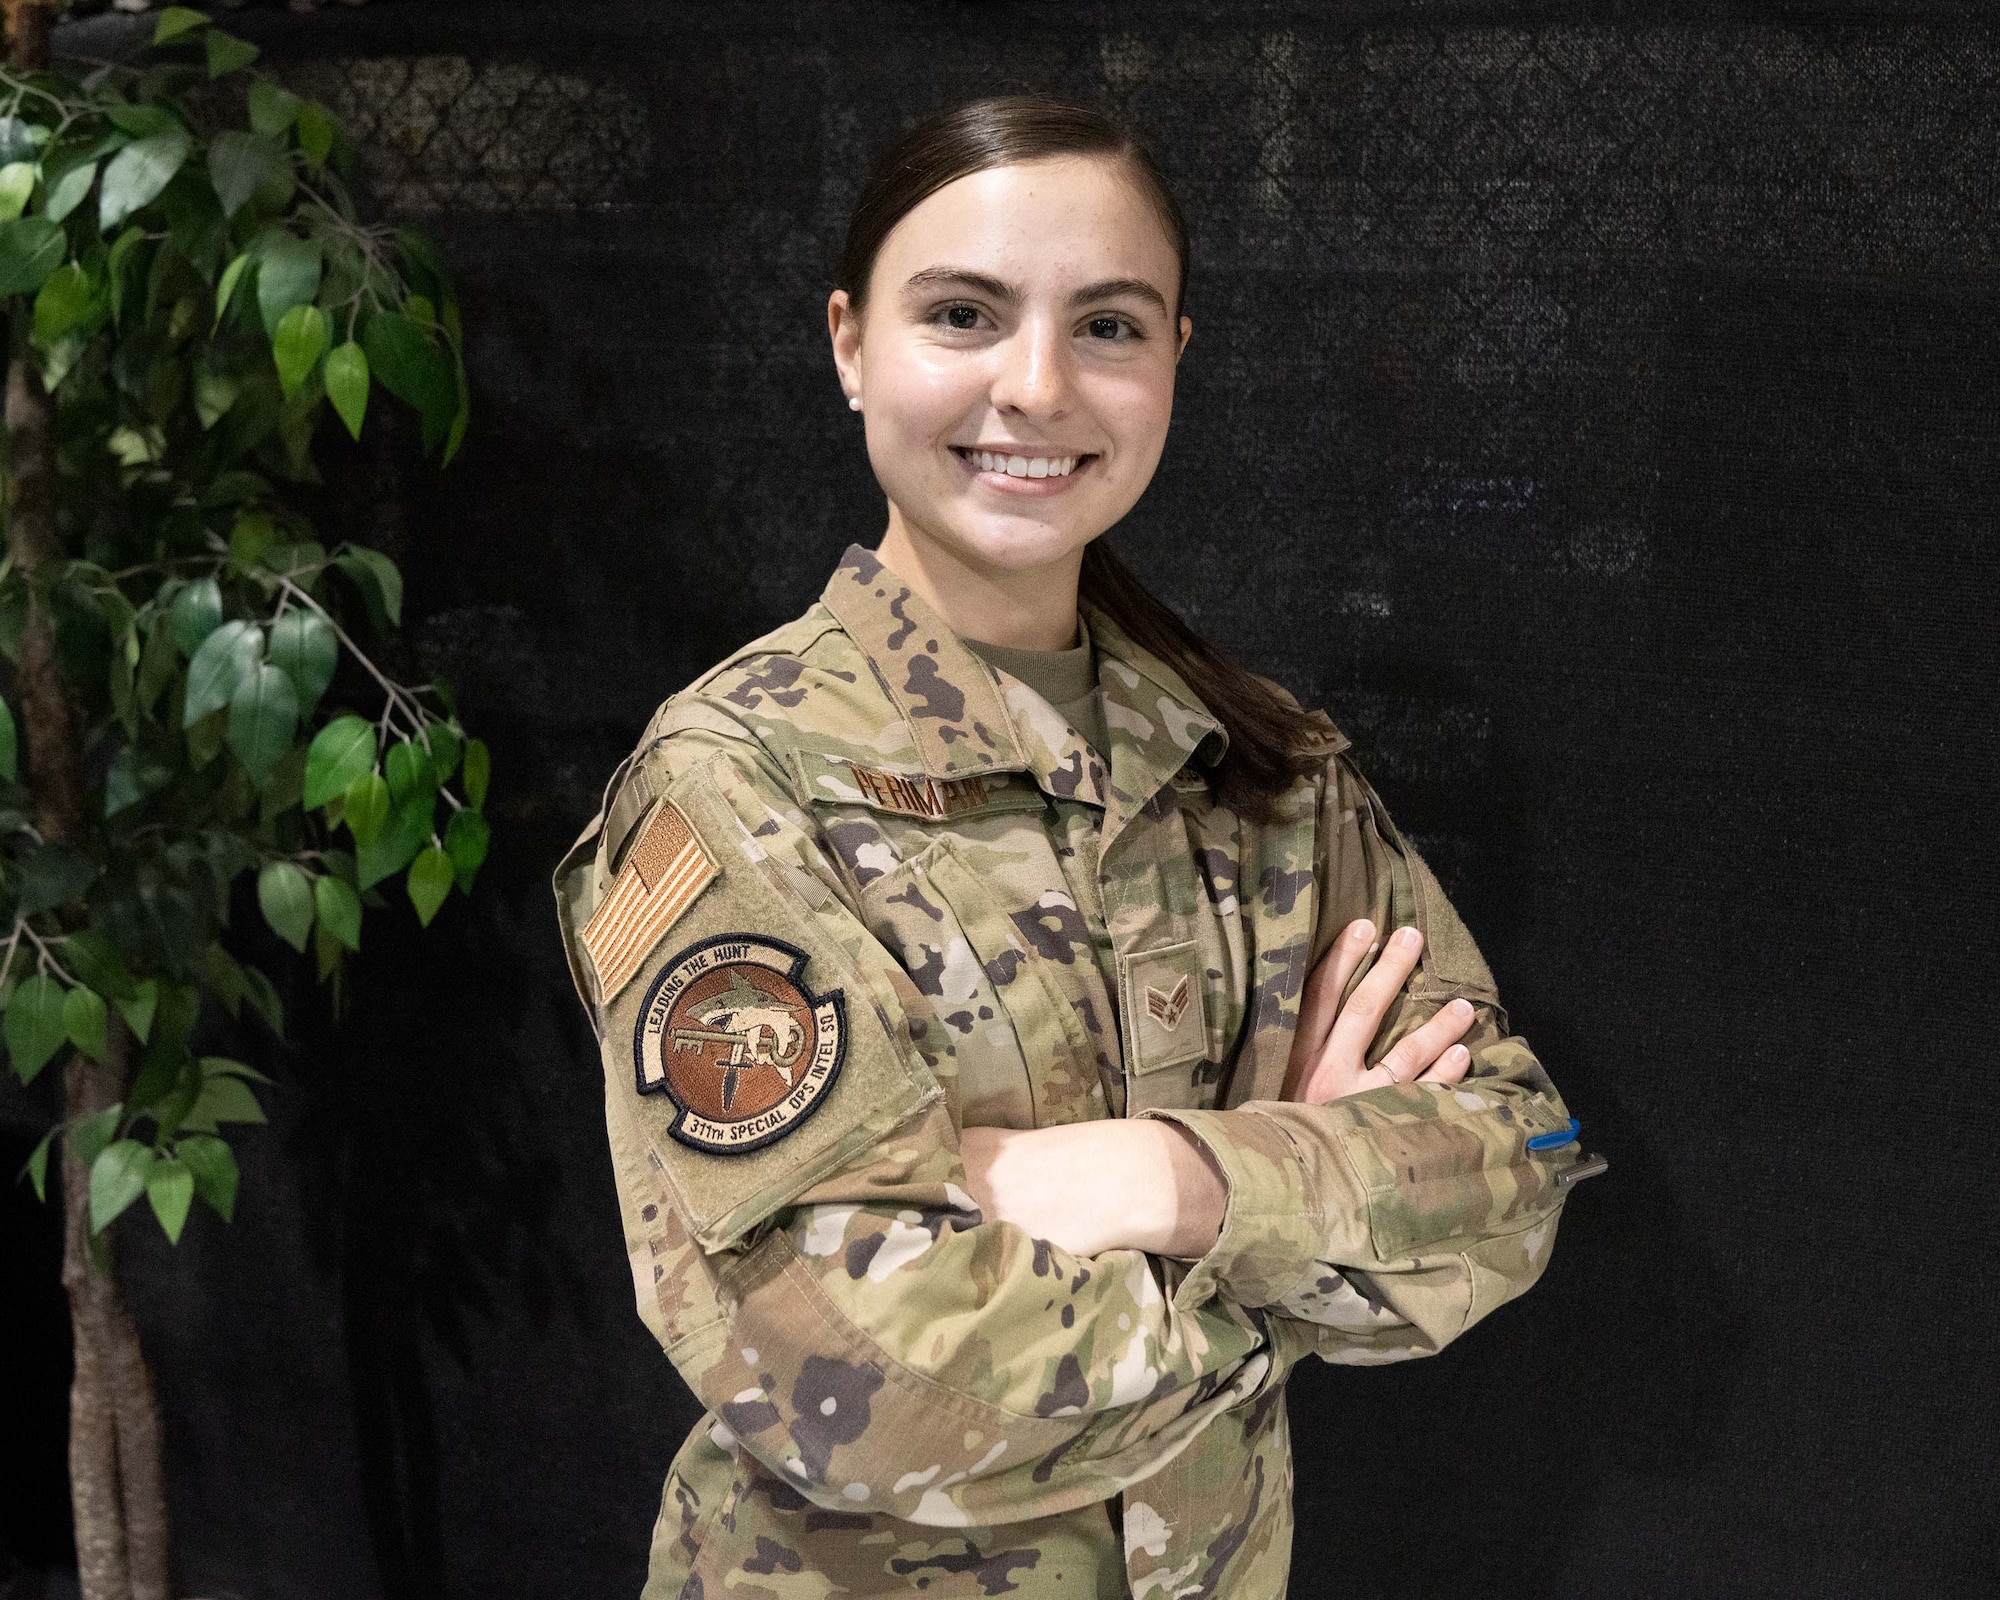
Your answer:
[1449,998,1474,1019]
[1447,1045,1468,1064]
[1394,926,1421,950]
[1349,919,1374,941]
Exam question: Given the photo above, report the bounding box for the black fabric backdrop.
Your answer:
[3,3,1995,1596]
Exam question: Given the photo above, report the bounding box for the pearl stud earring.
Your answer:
[848,396,863,411]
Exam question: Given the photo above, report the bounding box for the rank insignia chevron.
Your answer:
[1145,973,1192,1031]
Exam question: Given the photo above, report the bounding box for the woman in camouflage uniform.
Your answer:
[552,95,1597,1597]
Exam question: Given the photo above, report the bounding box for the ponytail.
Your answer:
[1081,539,1332,823]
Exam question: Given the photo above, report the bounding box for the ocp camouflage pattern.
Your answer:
[551,543,1584,1597]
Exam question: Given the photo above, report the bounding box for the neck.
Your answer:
[874,510,1083,651]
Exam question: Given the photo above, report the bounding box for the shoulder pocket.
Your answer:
[596,749,943,1253]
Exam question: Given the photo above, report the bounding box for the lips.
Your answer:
[951,446,1099,490]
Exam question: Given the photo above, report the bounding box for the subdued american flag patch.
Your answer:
[580,798,718,1003]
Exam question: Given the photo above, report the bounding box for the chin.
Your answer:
[942,520,1098,574]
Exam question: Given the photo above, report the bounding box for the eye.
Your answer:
[1083,314,1143,342]
[929,302,987,332]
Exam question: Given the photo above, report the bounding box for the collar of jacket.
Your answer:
[818,542,1229,816]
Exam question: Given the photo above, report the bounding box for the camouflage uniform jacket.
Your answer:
[551,542,1585,1598]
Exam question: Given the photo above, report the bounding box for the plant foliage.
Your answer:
[3,10,483,1240]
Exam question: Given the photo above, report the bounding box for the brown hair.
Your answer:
[837,93,1331,822]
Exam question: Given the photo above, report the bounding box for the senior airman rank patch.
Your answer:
[633,933,846,1154]
[580,797,718,1003]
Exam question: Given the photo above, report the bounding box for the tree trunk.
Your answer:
[6,6,174,1597]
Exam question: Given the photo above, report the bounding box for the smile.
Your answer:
[950,447,1096,488]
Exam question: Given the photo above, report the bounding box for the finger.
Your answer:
[1374,996,1477,1086]
[1416,1043,1471,1085]
[1323,923,1425,1066]
[1295,919,1374,1056]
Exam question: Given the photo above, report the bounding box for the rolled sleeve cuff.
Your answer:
[1137,1106,1326,1314]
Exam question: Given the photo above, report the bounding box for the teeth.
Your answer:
[969,450,1079,478]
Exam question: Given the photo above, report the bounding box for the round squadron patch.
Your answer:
[633,933,846,1155]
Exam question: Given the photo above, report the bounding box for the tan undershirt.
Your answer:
[962,612,1109,760]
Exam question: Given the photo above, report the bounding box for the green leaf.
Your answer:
[297,101,336,168]
[204,1056,273,1086]
[356,793,432,890]
[228,511,275,569]
[444,806,489,892]
[170,575,224,657]
[5,974,67,1084]
[256,230,321,338]
[256,860,314,952]
[314,874,362,951]
[303,715,376,809]
[362,310,457,452]
[268,610,336,709]
[407,846,454,927]
[335,544,403,628]
[0,217,66,297]
[194,366,237,429]
[106,224,145,325]
[118,979,159,1045]
[205,30,260,79]
[186,708,225,770]
[184,1069,265,1132]
[0,160,33,222]
[105,105,176,139]
[42,160,97,225]
[71,1105,122,1177]
[384,739,436,806]
[99,129,191,232]
[247,82,302,138]
[183,619,261,726]
[62,930,138,1003]
[214,249,251,327]
[272,301,327,398]
[342,769,390,848]
[153,6,211,43]
[147,1158,195,1242]
[63,984,108,1062]
[200,945,243,1019]
[239,965,283,1039]
[228,663,299,783]
[419,722,461,782]
[207,130,287,219]
[90,1140,154,1233]
[462,739,491,809]
[178,1133,238,1221]
[21,1126,54,1202]
[0,696,15,782]
[0,116,34,167]
[18,844,97,917]
[32,262,96,346]
[324,340,369,441]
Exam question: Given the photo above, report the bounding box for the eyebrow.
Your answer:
[899,266,1171,321]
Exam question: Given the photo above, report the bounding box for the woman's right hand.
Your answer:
[1281,919,1477,1104]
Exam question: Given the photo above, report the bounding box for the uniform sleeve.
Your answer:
[1138,749,1591,1365]
[552,702,1290,1529]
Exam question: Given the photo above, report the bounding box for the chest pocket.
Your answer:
[855,831,1110,1130]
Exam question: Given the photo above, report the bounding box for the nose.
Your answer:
[989,311,1074,420]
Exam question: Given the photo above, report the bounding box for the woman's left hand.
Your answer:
[1282,918,1477,1103]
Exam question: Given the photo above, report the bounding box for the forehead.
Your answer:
[873,157,1176,286]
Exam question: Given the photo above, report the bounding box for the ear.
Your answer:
[829,289,864,398]
[1176,314,1193,362]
